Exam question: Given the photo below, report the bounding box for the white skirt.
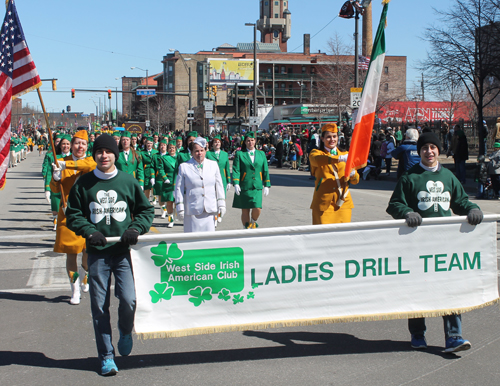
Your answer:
[184,212,216,233]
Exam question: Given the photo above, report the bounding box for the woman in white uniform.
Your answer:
[175,137,226,233]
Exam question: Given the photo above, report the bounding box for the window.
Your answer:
[265,1,268,5]
[168,65,173,73]
[198,82,203,91]
[384,83,389,92]
[281,83,286,89]
[288,67,293,74]
[275,13,279,18]
[275,66,279,73]
[311,67,316,74]
[384,66,389,74]
[267,68,272,73]
[275,1,279,5]
[281,66,286,74]
[302,66,306,73]
[168,83,173,90]
[198,66,203,75]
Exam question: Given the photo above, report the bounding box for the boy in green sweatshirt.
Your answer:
[387,131,483,354]
[66,134,154,376]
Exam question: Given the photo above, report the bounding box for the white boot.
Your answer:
[167,213,174,228]
[79,266,89,293]
[161,207,167,219]
[53,216,57,231]
[70,277,81,305]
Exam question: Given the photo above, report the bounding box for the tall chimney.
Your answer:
[362,3,373,57]
[304,33,310,56]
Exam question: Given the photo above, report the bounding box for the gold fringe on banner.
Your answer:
[136,298,499,340]
[13,82,42,100]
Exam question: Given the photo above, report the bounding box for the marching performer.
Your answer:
[141,137,158,204]
[231,132,271,229]
[115,131,144,189]
[206,135,231,226]
[175,137,226,233]
[155,140,178,227]
[176,131,198,164]
[50,130,96,305]
[309,123,359,224]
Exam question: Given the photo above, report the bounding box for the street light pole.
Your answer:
[245,22,257,132]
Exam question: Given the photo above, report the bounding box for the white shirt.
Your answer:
[247,149,255,163]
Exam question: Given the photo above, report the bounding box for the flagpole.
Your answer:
[37,88,66,208]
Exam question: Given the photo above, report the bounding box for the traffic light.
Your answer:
[206,84,210,98]
[71,89,75,98]
[67,105,71,112]
[52,79,57,91]
[108,89,112,99]
[212,85,217,97]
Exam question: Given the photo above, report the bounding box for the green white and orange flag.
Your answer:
[344,0,389,179]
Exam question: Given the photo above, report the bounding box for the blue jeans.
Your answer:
[88,252,136,361]
[408,314,462,339]
[455,160,466,183]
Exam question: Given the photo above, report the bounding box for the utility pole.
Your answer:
[421,73,425,102]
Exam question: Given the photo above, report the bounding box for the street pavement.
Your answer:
[0,151,499,386]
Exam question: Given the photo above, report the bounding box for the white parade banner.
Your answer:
[126,215,500,339]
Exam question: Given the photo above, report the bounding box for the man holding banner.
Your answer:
[66,134,154,376]
[387,132,483,353]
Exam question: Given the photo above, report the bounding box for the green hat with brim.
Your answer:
[168,140,176,146]
[131,133,137,138]
[176,136,183,141]
[146,137,154,142]
[121,131,132,138]
[112,131,121,137]
[187,131,198,138]
[213,135,222,141]
[62,134,72,142]
[160,139,167,144]
[244,132,256,139]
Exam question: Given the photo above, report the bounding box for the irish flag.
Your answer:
[344,0,389,179]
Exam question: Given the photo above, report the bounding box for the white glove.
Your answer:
[338,154,348,163]
[177,210,185,221]
[263,187,270,196]
[56,160,66,170]
[52,163,62,181]
[150,178,155,186]
[234,184,241,195]
[164,178,170,184]
[226,183,231,191]
[219,207,226,218]
[349,169,356,178]
[45,191,51,203]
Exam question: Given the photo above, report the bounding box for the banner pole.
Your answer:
[37,88,66,208]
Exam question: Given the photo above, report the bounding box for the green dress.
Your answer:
[115,150,144,188]
[140,149,159,190]
[232,150,271,209]
[156,153,178,202]
[206,149,231,197]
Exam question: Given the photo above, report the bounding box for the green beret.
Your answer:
[168,140,176,146]
[131,133,137,138]
[154,132,159,136]
[95,130,101,135]
[176,136,183,141]
[213,135,222,141]
[187,131,198,138]
[62,134,72,142]
[55,133,64,140]
[121,131,132,138]
[112,131,121,137]
[245,132,256,139]
[146,136,153,142]
[160,139,167,144]
[494,142,500,148]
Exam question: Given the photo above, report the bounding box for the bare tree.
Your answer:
[314,34,355,118]
[419,0,500,155]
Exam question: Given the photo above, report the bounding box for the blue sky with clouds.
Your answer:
[14,0,455,115]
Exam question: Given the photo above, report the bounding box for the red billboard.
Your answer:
[377,101,474,124]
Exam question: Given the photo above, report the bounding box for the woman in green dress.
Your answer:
[141,137,159,203]
[176,131,198,164]
[206,135,231,227]
[115,131,144,189]
[152,139,168,214]
[232,132,271,229]
[156,140,178,227]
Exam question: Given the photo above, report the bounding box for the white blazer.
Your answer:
[175,157,226,216]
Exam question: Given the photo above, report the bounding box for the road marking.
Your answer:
[150,226,160,234]
[0,248,50,254]
[0,232,54,240]
[26,253,67,289]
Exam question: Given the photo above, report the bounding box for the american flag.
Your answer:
[358,55,370,70]
[0,0,41,189]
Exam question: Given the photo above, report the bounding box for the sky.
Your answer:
[15,0,456,117]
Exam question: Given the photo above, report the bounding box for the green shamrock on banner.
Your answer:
[188,286,213,307]
[150,282,175,303]
[150,242,183,267]
[218,288,231,301]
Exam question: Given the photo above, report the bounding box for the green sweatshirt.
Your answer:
[66,170,154,255]
[387,164,479,219]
